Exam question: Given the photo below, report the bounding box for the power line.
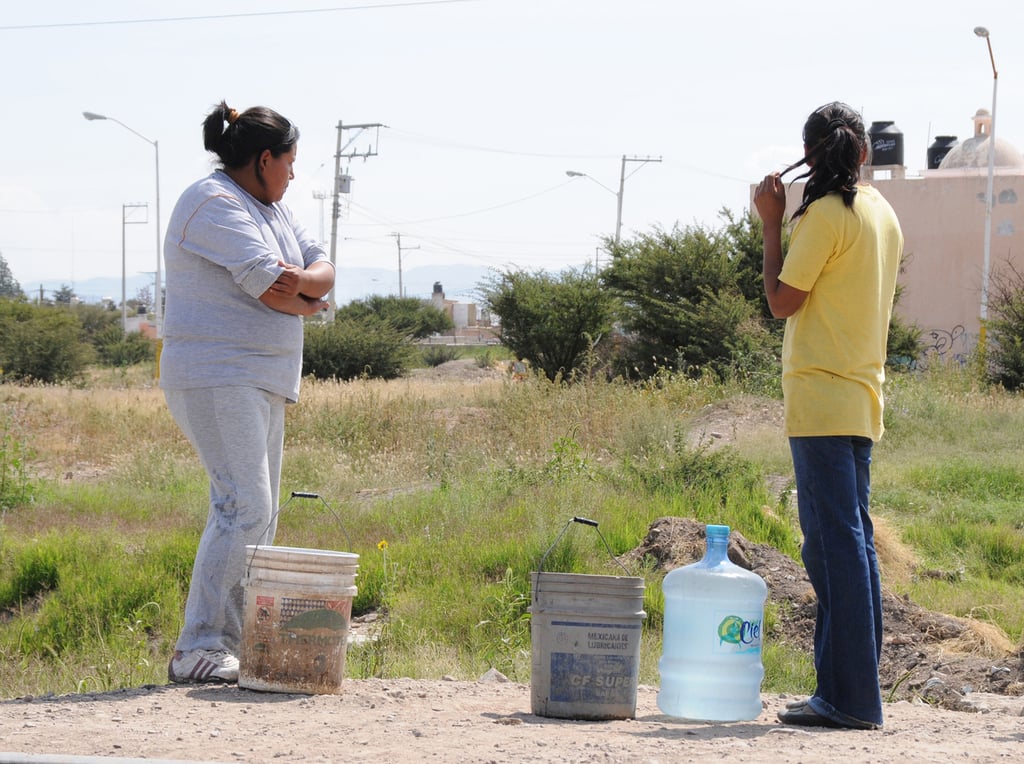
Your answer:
[340,198,609,270]
[363,179,578,226]
[388,128,613,161]
[387,129,751,181]
[0,0,481,31]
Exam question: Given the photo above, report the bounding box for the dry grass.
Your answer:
[1,381,184,482]
[939,619,1017,659]
[874,516,920,586]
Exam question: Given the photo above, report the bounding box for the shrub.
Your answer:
[0,301,92,383]
[987,262,1024,390]
[886,283,924,371]
[335,295,453,339]
[479,266,615,382]
[421,345,461,367]
[303,316,418,380]
[0,412,34,511]
[602,224,760,379]
[94,327,156,367]
[73,303,121,346]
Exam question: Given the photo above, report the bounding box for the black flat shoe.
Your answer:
[777,705,880,730]
[777,705,843,728]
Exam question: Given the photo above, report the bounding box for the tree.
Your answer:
[0,252,24,300]
[480,266,615,382]
[53,284,75,305]
[134,285,153,313]
[601,223,762,378]
[335,294,453,338]
[718,207,782,324]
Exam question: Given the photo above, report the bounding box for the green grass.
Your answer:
[869,363,1024,638]
[1,360,1022,698]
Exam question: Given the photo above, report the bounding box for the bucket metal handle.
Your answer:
[246,491,354,577]
[535,515,632,581]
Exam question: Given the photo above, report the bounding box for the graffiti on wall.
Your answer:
[891,324,971,370]
[920,325,970,367]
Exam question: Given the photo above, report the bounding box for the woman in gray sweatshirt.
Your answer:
[161,101,334,684]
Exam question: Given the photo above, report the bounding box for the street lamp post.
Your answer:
[566,155,661,246]
[122,203,148,334]
[83,111,162,342]
[121,207,128,333]
[566,169,619,243]
[974,26,998,351]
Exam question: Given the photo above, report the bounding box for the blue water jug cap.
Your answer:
[706,524,730,538]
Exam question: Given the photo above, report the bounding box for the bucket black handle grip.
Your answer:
[535,516,632,583]
[246,491,353,577]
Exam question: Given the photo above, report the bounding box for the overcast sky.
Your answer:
[1,0,1021,301]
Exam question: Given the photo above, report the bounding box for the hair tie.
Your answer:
[826,118,847,132]
[226,108,240,125]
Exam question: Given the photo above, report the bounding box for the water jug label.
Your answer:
[548,652,637,704]
[714,611,762,655]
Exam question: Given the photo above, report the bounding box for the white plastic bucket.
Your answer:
[239,545,359,695]
[530,571,647,720]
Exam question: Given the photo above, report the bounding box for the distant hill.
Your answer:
[25,263,496,307]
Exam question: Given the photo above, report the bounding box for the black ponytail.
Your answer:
[200,100,299,170]
[780,102,867,220]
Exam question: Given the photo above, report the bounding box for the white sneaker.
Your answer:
[168,649,239,684]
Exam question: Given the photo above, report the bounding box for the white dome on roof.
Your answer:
[938,109,1024,169]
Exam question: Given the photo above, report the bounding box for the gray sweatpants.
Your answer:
[165,386,285,655]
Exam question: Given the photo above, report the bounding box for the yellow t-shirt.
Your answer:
[779,185,903,440]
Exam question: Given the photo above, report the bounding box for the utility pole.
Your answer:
[390,232,420,297]
[616,155,662,245]
[327,120,386,320]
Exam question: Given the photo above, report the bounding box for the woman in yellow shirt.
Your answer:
[754,102,903,730]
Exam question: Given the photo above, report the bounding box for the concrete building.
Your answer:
[767,110,1024,364]
[428,281,499,344]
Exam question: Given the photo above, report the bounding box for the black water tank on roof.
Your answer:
[927,136,959,169]
[868,121,904,166]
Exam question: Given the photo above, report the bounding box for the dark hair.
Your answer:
[202,100,299,170]
[779,102,868,220]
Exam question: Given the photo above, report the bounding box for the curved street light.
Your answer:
[973,26,997,351]
[566,155,661,245]
[83,111,163,347]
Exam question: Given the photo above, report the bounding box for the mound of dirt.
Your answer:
[623,517,1024,710]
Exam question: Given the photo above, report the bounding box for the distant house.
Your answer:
[428,282,500,344]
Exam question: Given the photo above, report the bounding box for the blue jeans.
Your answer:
[789,436,884,728]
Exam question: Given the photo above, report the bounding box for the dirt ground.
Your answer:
[1,679,1023,764]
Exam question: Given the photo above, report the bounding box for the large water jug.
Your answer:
[657,524,767,721]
